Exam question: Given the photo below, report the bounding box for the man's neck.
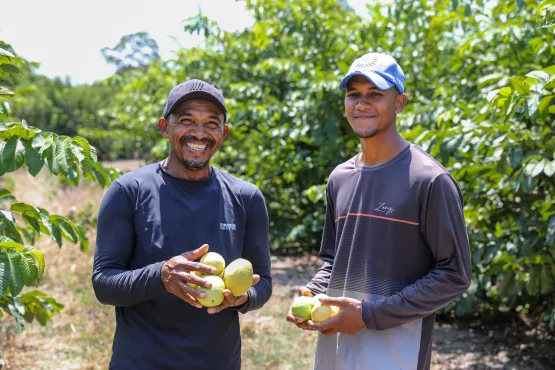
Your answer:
[358,131,409,168]
[162,157,212,181]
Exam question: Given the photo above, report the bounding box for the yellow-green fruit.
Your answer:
[196,275,225,307]
[291,296,316,321]
[311,298,340,323]
[187,270,204,288]
[223,258,253,296]
[200,252,226,275]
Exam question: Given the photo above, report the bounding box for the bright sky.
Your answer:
[0,0,369,85]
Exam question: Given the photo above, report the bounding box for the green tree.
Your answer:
[0,41,121,367]
[99,0,554,327]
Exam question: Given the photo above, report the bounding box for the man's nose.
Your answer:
[188,123,208,138]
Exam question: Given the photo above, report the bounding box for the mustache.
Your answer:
[179,136,216,147]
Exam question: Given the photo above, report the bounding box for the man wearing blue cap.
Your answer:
[287,53,471,369]
[93,79,272,369]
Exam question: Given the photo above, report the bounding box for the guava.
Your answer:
[223,258,253,296]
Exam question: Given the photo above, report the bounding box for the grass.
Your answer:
[0,163,319,370]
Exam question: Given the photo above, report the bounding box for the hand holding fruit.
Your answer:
[286,288,334,331]
[311,296,366,336]
[206,274,260,314]
[161,244,218,308]
[180,249,257,313]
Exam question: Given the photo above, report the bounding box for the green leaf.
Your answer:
[25,140,44,177]
[544,160,555,177]
[51,223,62,247]
[0,253,10,297]
[0,86,14,95]
[526,70,550,84]
[30,249,45,278]
[70,136,91,158]
[0,189,15,205]
[539,95,554,113]
[31,133,53,155]
[45,139,59,175]
[526,92,541,116]
[76,225,89,252]
[55,137,72,174]
[51,216,78,243]
[6,251,24,296]
[2,136,25,172]
[19,251,33,286]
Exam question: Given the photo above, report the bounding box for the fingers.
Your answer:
[251,274,260,287]
[286,307,304,324]
[182,243,209,261]
[186,261,217,275]
[169,281,203,308]
[299,287,312,297]
[319,296,347,306]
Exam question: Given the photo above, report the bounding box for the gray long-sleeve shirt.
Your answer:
[92,163,272,370]
[307,144,471,370]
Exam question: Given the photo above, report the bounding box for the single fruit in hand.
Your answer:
[224,258,253,297]
[291,296,316,321]
[197,275,225,307]
[200,252,226,275]
[311,294,339,323]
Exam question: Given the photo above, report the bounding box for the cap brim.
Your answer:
[339,71,395,91]
[164,91,227,122]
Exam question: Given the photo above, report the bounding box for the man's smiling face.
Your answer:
[344,75,405,139]
[160,99,228,173]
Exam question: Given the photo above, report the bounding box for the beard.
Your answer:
[178,135,215,170]
[180,157,210,171]
[355,128,379,139]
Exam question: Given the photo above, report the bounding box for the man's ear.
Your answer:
[158,117,170,138]
[222,124,229,140]
[395,93,407,114]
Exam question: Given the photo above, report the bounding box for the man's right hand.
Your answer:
[286,287,317,331]
[161,243,218,308]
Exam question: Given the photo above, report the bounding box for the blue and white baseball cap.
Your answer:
[339,53,405,94]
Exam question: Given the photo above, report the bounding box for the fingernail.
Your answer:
[200,293,206,298]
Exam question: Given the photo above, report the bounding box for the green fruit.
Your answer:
[223,258,253,297]
[197,275,225,307]
[291,296,316,321]
[200,252,226,275]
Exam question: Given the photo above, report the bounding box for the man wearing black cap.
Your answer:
[93,79,272,369]
[287,53,471,369]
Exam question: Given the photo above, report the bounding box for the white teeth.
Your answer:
[186,142,207,151]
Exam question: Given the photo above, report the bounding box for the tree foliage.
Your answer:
[0,41,121,341]
[4,0,554,330]
[95,0,554,328]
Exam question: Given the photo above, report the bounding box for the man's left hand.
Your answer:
[312,296,366,336]
[207,275,260,314]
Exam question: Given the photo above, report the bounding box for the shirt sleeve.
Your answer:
[363,173,472,330]
[306,181,336,296]
[92,181,167,307]
[232,188,273,313]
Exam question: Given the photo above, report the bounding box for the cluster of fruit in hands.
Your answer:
[189,252,253,307]
[291,294,340,323]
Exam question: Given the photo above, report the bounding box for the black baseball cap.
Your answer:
[163,79,227,122]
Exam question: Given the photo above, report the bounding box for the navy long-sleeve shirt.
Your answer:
[92,163,272,369]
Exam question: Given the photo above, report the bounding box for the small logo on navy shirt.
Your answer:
[220,223,236,231]
[373,202,396,215]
